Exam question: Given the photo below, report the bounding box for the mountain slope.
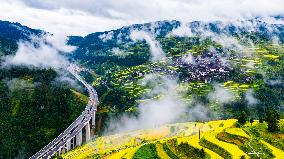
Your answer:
[0,20,43,41]
[67,18,284,133]
[1,17,284,158]
[62,119,284,159]
[0,21,87,159]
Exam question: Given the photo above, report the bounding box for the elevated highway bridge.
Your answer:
[30,65,98,159]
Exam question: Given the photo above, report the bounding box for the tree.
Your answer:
[265,109,280,132]
[200,148,206,158]
[238,111,247,125]
[250,117,254,126]
[259,118,264,123]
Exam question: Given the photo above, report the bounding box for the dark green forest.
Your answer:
[0,67,87,158]
[0,21,87,158]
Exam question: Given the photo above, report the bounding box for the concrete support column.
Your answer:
[51,151,57,158]
[60,146,67,155]
[66,139,71,151]
[70,137,74,149]
[70,138,73,149]
[90,126,95,139]
[76,130,82,146]
[91,111,96,126]
[85,122,91,142]
[57,148,61,156]
[91,111,96,139]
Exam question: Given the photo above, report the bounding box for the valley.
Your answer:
[1,10,284,159]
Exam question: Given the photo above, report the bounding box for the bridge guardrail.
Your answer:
[30,66,98,159]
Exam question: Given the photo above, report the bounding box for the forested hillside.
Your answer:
[68,18,284,133]
[1,17,284,158]
[0,21,87,159]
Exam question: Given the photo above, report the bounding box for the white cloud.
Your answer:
[181,52,195,64]
[99,31,114,42]
[130,30,166,61]
[186,104,211,121]
[0,1,127,36]
[267,79,282,85]
[6,78,35,91]
[212,35,246,52]
[170,22,193,37]
[111,48,130,58]
[54,71,83,91]
[208,84,235,104]
[3,35,74,69]
[46,34,77,52]
[245,89,258,105]
[106,74,187,133]
[1,0,284,35]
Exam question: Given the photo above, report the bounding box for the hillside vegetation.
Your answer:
[0,67,88,158]
[61,119,284,159]
[85,39,284,132]
[1,18,284,159]
[0,21,88,159]
[62,19,284,158]
[67,20,284,133]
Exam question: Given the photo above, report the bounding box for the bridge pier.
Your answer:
[90,125,95,139]
[91,111,96,126]
[70,137,75,149]
[85,122,91,142]
[76,130,82,146]
[57,148,62,157]
[61,146,66,154]
[66,139,71,151]
[91,111,96,139]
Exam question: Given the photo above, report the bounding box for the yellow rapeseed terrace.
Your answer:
[106,148,129,159]
[155,142,171,159]
[122,146,140,159]
[62,144,95,159]
[63,119,252,159]
[177,135,223,159]
[225,128,250,139]
[263,54,279,60]
[202,119,249,159]
[175,121,227,159]
[261,140,284,159]
[103,145,140,159]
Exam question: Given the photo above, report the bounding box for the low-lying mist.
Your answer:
[0,34,83,90]
[105,74,186,134]
[2,34,75,69]
[130,30,166,61]
[104,17,284,134]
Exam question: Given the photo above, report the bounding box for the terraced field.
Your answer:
[61,119,284,159]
